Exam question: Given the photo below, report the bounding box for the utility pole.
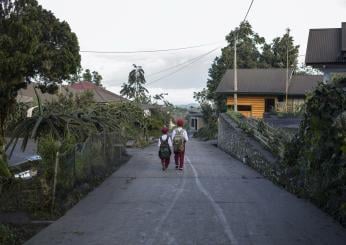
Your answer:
[234,35,238,112]
[232,0,255,113]
[285,28,290,113]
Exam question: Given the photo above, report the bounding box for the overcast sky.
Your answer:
[38,0,346,104]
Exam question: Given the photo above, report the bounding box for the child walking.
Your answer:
[172,119,188,170]
[158,127,173,171]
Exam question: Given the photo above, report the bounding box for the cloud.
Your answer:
[82,47,221,90]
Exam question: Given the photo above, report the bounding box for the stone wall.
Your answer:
[218,113,280,179]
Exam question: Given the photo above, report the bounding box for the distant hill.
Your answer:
[175,103,200,109]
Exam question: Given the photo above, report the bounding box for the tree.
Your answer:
[91,71,103,86]
[261,28,299,68]
[197,21,265,112]
[196,21,300,112]
[296,63,322,75]
[0,0,81,176]
[72,68,103,86]
[69,67,82,84]
[120,65,149,104]
[82,69,92,82]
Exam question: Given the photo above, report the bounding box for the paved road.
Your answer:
[26,140,346,245]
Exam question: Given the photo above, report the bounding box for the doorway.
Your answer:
[265,98,275,112]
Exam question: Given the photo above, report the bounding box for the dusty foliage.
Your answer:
[0,224,16,245]
[0,223,47,245]
[1,91,168,218]
[226,78,346,225]
[227,111,293,158]
[283,78,346,225]
[195,103,218,140]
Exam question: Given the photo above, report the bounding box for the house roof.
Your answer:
[17,83,63,103]
[188,112,203,117]
[305,22,346,67]
[216,69,323,96]
[17,81,126,104]
[70,81,127,103]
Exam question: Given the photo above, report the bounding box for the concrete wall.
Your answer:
[218,113,280,178]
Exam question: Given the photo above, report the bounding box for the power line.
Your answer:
[98,47,221,85]
[243,0,255,23]
[80,41,222,54]
[146,47,220,86]
[146,46,221,78]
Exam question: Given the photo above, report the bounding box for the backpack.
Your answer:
[159,136,171,159]
[173,129,185,153]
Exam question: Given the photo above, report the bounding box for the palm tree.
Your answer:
[6,87,119,158]
[120,64,149,103]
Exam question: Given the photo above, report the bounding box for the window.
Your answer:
[277,95,284,102]
[265,98,275,112]
[228,105,251,111]
[238,105,252,111]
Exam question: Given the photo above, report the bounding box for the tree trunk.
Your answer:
[0,94,11,177]
[0,133,11,177]
[0,80,26,177]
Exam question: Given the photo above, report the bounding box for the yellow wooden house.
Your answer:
[216,69,323,118]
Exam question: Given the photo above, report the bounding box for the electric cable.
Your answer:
[146,47,220,86]
[80,41,222,54]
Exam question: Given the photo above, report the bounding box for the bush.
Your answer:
[195,125,217,141]
[0,224,16,245]
[195,103,218,140]
[283,78,346,225]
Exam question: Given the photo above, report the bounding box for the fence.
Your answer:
[0,132,126,215]
[52,132,125,210]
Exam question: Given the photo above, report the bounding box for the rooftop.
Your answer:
[216,69,323,96]
[17,82,127,104]
[305,22,346,68]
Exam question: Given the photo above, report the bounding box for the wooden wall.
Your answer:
[227,96,265,118]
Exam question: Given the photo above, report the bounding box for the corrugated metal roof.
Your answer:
[17,82,127,104]
[70,81,126,103]
[305,22,346,66]
[289,75,322,95]
[216,69,323,96]
[305,28,342,64]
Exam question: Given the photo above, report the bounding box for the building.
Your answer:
[305,22,346,81]
[16,81,126,105]
[216,69,323,118]
[186,107,205,133]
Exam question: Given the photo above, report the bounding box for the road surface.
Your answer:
[26,140,346,245]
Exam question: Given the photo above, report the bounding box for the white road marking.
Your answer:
[145,172,186,245]
[186,156,238,245]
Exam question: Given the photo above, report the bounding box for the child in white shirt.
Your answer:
[158,127,173,171]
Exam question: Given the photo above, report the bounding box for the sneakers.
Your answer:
[179,168,183,171]
[175,165,179,170]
